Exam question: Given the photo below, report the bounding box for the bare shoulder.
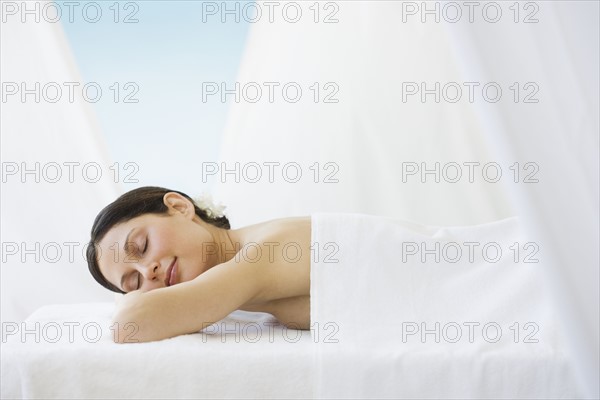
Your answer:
[241,216,312,302]
[244,215,311,239]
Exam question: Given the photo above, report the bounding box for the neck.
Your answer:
[197,217,249,264]
[215,227,244,264]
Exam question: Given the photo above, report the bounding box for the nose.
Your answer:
[140,261,161,284]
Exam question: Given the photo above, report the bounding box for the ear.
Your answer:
[163,192,195,219]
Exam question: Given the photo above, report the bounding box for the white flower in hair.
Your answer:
[193,193,227,218]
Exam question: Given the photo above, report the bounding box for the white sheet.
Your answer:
[4,213,583,399]
[310,213,581,398]
[1,303,314,399]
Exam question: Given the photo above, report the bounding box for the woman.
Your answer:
[87,186,311,343]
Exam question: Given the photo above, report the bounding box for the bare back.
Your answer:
[233,216,312,329]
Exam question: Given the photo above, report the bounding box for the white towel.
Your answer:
[1,303,314,399]
[310,213,581,398]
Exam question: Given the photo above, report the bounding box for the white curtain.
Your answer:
[444,3,599,396]
[214,2,515,228]
[214,1,598,397]
[1,5,119,324]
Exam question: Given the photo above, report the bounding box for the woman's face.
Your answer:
[96,194,221,293]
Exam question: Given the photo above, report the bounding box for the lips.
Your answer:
[165,257,177,287]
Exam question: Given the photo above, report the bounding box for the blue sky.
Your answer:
[60,1,250,195]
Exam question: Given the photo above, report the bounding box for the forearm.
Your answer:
[111,259,265,344]
[112,290,191,344]
[111,285,227,344]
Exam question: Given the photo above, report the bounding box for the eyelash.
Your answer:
[134,237,148,290]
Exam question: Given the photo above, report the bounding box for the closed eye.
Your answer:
[135,237,148,290]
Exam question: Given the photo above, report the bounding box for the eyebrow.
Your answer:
[119,228,136,291]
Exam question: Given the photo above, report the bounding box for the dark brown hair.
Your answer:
[86,186,230,294]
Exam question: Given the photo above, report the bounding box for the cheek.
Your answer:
[157,223,213,264]
[150,228,177,256]
[157,227,198,256]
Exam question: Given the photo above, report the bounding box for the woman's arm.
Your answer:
[111,258,265,343]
